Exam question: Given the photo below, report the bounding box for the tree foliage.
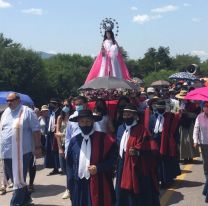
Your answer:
[0,33,208,105]
[43,54,93,99]
[143,70,175,86]
[0,33,48,105]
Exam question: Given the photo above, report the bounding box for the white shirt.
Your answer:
[94,115,108,133]
[193,112,208,144]
[170,98,180,113]
[64,111,81,156]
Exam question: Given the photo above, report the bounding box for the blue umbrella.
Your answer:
[169,72,198,81]
[0,91,34,106]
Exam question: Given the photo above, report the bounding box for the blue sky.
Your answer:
[0,0,208,60]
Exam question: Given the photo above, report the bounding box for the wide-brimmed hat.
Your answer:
[70,110,102,122]
[155,100,166,109]
[169,88,176,94]
[147,96,160,106]
[41,105,49,111]
[50,98,60,104]
[123,103,138,113]
[175,90,188,99]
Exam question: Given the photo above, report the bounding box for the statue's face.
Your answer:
[106,31,111,39]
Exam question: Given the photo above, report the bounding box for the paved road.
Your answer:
[160,158,207,206]
[0,158,70,206]
[0,157,207,206]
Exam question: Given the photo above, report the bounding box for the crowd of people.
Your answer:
[1,84,208,205]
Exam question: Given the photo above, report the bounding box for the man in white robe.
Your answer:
[0,92,41,206]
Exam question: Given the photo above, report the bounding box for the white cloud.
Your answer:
[22,8,43,15]
[191,50,208,57]
[133,14,162,24]
[183,3,191,7]
[0,0,11,8]
[192,17,201,23]
[131,6,138,11]
[151,5,178,13]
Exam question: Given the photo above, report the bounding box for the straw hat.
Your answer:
[175,90,188,99]
[41,105,49,111]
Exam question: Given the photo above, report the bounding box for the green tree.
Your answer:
[119,46,129,61]
[126,59,142,78]
[0,33,48,105]
[136,47,173,75]
[200,60,208,76]
[172,54,201,71]
[143,69,174,86]
[43,54,93,99]
[156,46,173,69]
[0,33,21,48]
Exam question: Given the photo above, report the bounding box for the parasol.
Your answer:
[79,76,138,90]
[151,80,170,87]
[169,72,198,81]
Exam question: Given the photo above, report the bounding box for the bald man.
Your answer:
[0,92,41,206]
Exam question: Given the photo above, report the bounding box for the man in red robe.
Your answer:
[149,99,181,188]
[116,103,160,206]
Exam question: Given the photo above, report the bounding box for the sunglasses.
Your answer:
[6,98,17,102]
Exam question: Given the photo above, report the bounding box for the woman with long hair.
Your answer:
[55,100,71,199]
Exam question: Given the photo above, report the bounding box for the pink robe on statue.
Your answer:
[85,39,131,82]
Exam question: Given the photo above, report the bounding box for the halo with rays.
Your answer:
[99,18,119,37]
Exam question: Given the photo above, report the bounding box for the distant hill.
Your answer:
[37,51,55,59]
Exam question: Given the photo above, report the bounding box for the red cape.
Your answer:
[90,131,116,206]
[120,124,159,194]
[160,112,180,157]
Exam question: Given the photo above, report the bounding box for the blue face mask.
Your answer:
[62,106,70,113]
[75,105,83,111]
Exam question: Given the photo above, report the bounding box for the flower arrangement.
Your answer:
[79,88,138,101]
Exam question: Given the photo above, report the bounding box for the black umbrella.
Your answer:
[79,76,138,90]
[151,80,170,87]
[132,77,144,84]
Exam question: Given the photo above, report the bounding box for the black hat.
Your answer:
[50,98,60,104]
[147,96,160,106]
[123,103,138,113]
[155,100,166,109]
[70,110,102,122]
